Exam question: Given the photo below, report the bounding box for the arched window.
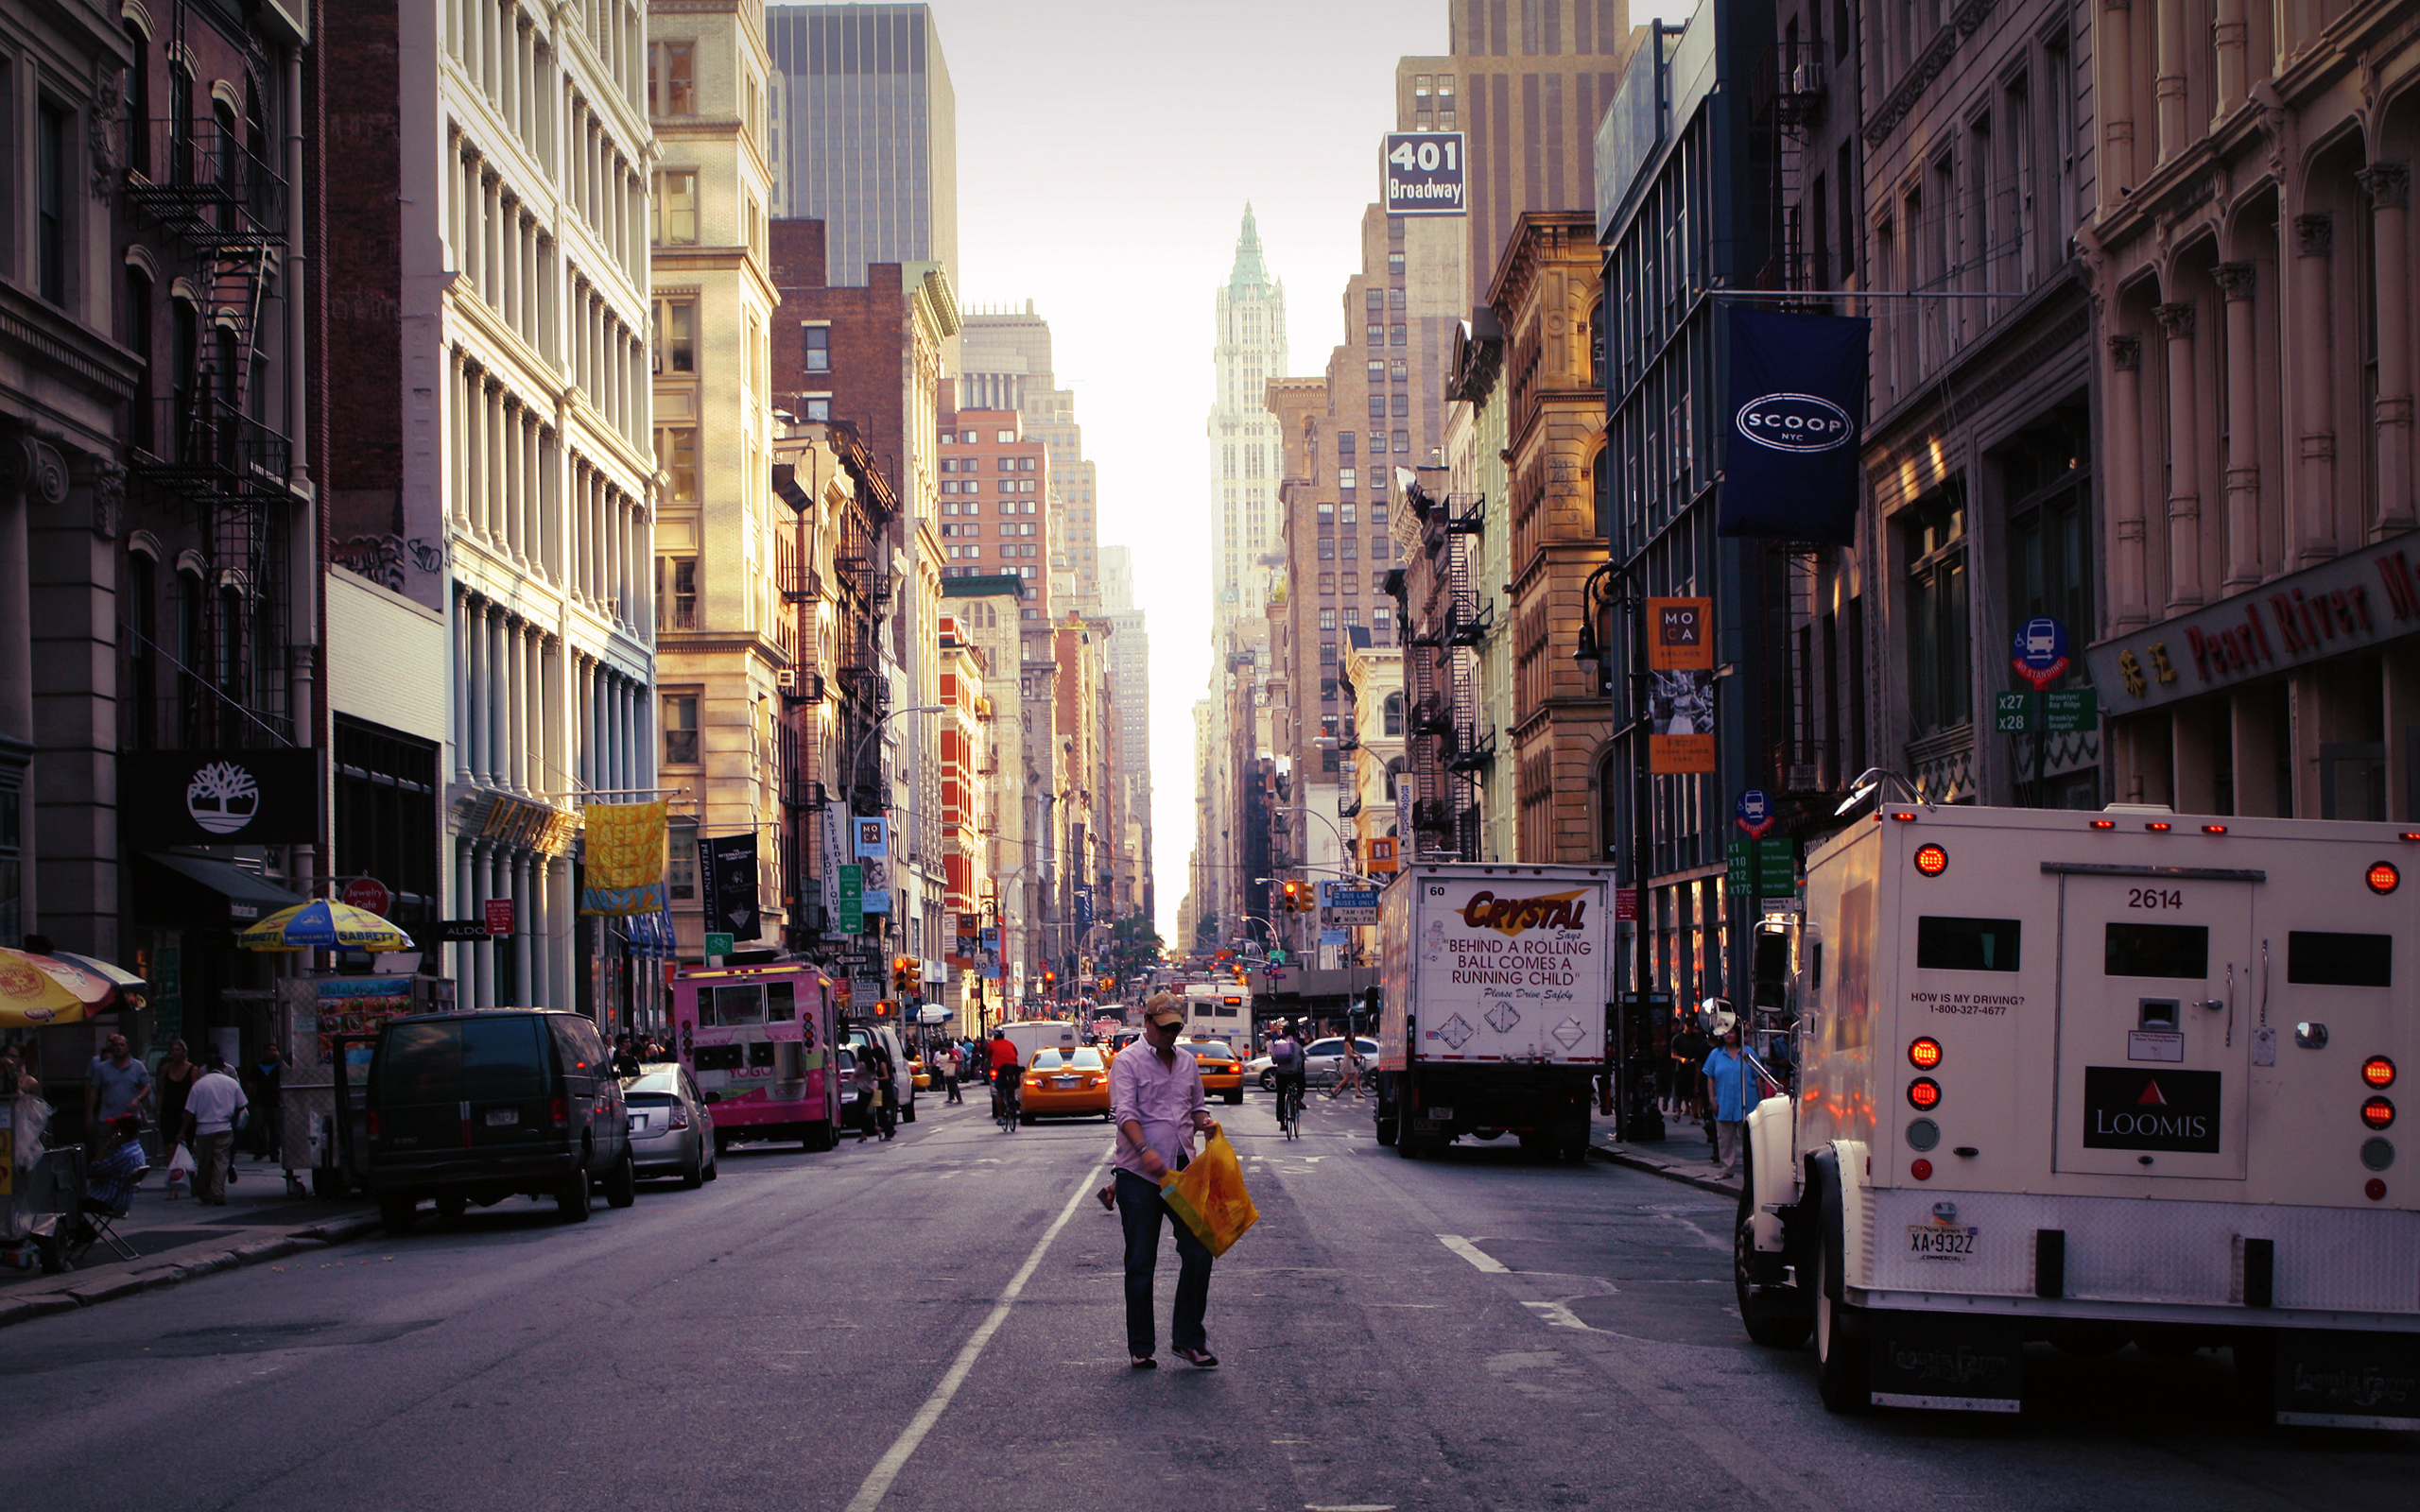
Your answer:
[1385,757,1407,800]
[1383,693,1404,737]
[1589,299,1606,389]
[128,549,158,747]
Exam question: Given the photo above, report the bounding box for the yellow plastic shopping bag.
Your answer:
[1160,1124,1259,1257]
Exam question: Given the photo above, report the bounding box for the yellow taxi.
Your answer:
[1020,1046,1113,1123]
[1184,1039,1244,1106]
[909,1057,932,1091]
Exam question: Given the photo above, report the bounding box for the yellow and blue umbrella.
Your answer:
[237,900,414,953]
[0,949,118,1027]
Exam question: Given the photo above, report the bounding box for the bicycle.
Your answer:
[1275,1076,1305,1141]
[994,1072,1022,1132]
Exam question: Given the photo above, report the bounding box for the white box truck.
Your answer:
[1736,801,2420,1425]
[1374,864,1613,1160]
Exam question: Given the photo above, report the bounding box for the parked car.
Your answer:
[621,1061,717,1188]
[365,1007,635,1232]
[1305,1037,1378,1083]
[844,1023,918,1123]
[1020,1046,1112,1122]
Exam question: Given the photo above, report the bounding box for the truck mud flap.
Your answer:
[2272,1329,2420,1430]
[1866,1312,2024,1414]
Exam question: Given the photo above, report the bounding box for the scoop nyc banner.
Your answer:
[1719,309,1870,546]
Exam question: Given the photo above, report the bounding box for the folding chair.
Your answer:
[70,1165,150,1263]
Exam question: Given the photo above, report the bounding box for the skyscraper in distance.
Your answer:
[766,4,959,288]
[1209,206,1287,641]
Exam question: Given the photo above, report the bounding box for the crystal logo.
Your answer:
[1735,392,1855,453]
[1457,888,1589,936]
[185,760,262,835]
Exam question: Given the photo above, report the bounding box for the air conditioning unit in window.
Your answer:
[777,669,824,702]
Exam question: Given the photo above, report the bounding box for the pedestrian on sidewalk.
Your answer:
[182,1050,249,1206]
[3,1043,43,1096]
[1701,1024,1751,1178]
[154,1039,198,1160]
[1109,992,1219,1371]
[85,1032,151,1143]
[1668,1020,1706,1120]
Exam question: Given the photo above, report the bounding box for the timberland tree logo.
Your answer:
[2082,1066,2222,1153]
[185,760,262,835]
[1457,888,1589,936]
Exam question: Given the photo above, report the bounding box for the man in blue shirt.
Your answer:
[1700,1024,1752,1177]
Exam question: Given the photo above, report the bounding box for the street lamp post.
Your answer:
[839,702,944,993]
[1576,564,1656,1142]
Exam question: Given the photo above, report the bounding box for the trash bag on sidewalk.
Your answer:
[1159,1125,1258,1258]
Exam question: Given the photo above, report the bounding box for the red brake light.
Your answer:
[2090,818,2117,830]
[2367,1178,2390,1201]
[2146,821,2171,832]
[2203,824,2228,834]
[2367,861,2401,895]
[669,1104,690,1130]
[1912,843,1949,877]
[2362,1096,2396,1130]
[1909,1037,1944,1070]
[2402,833,2420,842]
[1907,1077,1942,1110]
[2364,1057,2397,1090]
[1910,1159,1933,1180]
[551,1096,570,1128]
[1890,811,1918,822]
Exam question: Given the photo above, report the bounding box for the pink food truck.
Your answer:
[670,961,839,1153]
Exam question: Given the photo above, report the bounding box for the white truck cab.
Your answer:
[1738,801,2418,1425]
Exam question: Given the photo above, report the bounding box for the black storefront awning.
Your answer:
[136,851,306,929]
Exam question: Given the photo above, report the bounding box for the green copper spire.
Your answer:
[1229,203,1270,288]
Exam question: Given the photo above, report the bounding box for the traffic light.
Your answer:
[1281,880,1304,913]
[891,955,916,993]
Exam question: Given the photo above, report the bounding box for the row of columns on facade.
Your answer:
[2102,0,2322,190]
[453,839,574,1009]
[451,351,648,627]
[452,587,648,798]
[2105,163,2413,629]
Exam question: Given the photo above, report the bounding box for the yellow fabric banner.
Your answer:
[580,800,668,916]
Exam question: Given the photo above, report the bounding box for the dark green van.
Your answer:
[364,1008,635,1232]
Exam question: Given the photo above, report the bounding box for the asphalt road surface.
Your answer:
[9,1088,2412,1511]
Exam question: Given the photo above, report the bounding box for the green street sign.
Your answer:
[1269,947,1287,965]
[1756,839,1797,897]
[2044,688,2099,732]
[703,932,735,959]
[836,864,864,934]
[1725,837,1754,896]
[1995,690,2034,733]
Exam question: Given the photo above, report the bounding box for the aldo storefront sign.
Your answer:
[1719,308,1870,546]
[122,747,320,847]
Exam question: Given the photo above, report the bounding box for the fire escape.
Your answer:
[1751,38,1839,800]
[122,16,292,747]
[828,429,896,819]
[1403,476,1490,859]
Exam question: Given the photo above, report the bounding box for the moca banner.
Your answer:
[1720,308,1870,545]
[122,747,320,846]
[1646,598,1717,775]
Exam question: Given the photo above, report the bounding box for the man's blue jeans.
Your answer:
[1115,1168,1212,1357]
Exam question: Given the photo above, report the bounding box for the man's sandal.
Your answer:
[1173,1346,1219,1369]
[1130,1354,1157,1369]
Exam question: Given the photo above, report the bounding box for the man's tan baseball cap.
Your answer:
[1143,991,1184,1027]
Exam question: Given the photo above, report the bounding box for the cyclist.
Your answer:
[1266,1021,1306,1134]
[988,1029,1023,1125]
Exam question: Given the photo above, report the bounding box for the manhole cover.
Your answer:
[1484,1003,1522,1035]
[1435,1013,1475,1049]
[1550,1018,1585,1049]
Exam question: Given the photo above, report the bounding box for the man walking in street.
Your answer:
[1701,1024,1751,1178]
[182,1050,249,1206]
[1109,992,1219,1370]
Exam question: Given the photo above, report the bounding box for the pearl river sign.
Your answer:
[2083,534,2420,715]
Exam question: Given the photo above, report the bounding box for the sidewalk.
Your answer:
[1586,1108,1743,1199]
[2,1153,379,1330]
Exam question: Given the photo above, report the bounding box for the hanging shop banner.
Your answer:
[579,800,669,916]
[696,833,762,942]
[1719,309,1870,545]
[853,816,890,858]
[122,747,320,847]
[1646,597,1717,774]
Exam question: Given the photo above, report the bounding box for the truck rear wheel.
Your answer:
[1812,1243,1869,1413]
[1374,1098,1399,1146]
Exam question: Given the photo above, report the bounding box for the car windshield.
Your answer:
[1188,1041,1234,1060]
[624,1071,680,1094]
[626,1091,676,1108]
[1069,1048,1104,1070]
[1031,1050,1066,1070]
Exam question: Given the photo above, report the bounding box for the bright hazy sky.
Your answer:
[932,0,1691,944]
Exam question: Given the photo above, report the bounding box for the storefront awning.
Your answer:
[137,851,307,929]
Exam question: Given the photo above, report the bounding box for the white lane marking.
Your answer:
[1305,1504,1396,1510]
[1522,1299,1592,1331]
[841,1160,1105,1512]
[1436,1233,1508,1273]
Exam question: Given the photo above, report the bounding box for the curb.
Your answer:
[1587,1142,1743,1200]
[0,1208,380,1331]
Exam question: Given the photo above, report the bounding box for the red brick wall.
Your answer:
[316,0,406,537]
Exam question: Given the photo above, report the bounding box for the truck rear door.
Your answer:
[2052,866,2256,1180]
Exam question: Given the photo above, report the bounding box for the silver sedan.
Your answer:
[621,1063,718,1188]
